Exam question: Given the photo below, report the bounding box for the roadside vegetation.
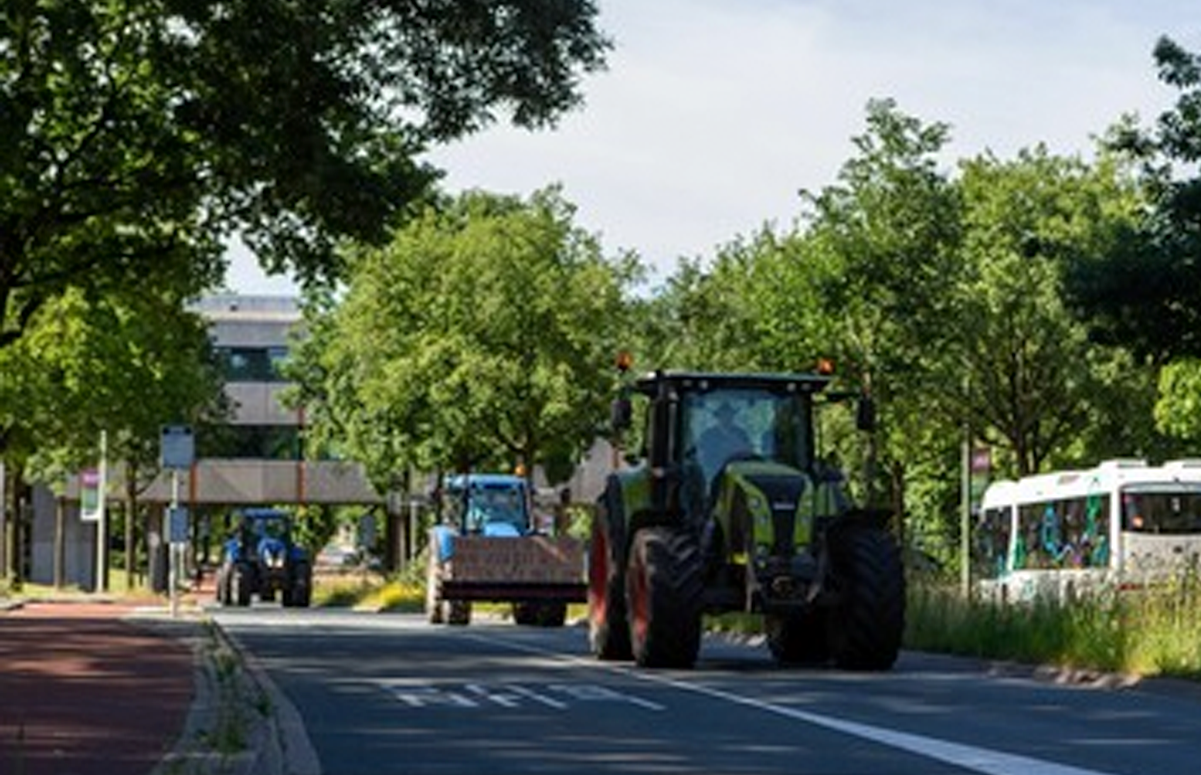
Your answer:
[905,577,1201,679]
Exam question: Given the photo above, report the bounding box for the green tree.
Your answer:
[0,284,227,582]
[951,148,1156,477]
[783,99,962,533]
[290,187,637,490]
[1066,37,1201,360]
[1,0,610,347]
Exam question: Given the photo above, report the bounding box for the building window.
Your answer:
[201,425,301,460]
[216,347,290,382]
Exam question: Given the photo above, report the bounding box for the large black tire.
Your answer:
[766,608,830,665]
[626,527,704,668]
[284,561,312,608]
[447,600,472,626]
[826,527,905,670]
[512,601,537,625]
[535,601,568,627]
[233,563,253,607]
[588,494,632,660]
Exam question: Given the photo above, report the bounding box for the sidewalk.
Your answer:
[0,579,225,775]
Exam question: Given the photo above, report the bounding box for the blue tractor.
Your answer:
[215,508,313,608]
[427,473,585,626]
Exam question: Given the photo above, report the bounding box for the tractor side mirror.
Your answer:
[610,396,632,432]
[856,394,876,432]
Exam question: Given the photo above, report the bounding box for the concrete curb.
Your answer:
[223,624,322,775]
[133,609,321,775]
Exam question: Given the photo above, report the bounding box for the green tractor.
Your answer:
[589,369,905,669]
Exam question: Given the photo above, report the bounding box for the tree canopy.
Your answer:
[0,0,610,346]
[289,187,638,488]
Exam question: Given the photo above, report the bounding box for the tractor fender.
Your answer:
[430,524,458,564]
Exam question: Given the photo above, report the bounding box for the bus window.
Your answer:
[1122,492,1201,535]
[1018,496,1109,570]
[973,507,1011,579]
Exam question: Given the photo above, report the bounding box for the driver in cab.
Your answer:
[696,400,754,485]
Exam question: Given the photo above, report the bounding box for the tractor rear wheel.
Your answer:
[284,561,312,608]
[826,527,905,670]
[766,608,830,665]
[626,527,703,668]
[588,505,632,659]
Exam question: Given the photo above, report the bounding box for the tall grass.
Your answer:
[905,576,1201,678]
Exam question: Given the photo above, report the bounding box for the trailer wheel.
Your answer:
[535,601,568,627]
[626,527,703,668]
[447,600,472,626]
[588,497,632,659]
[827,527,905,670]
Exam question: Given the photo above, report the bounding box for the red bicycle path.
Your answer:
[0,594,201,775]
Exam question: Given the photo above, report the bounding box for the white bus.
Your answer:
[974,459,1201,601]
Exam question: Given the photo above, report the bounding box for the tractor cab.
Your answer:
[443,474,530,537]
[614,372,843,519]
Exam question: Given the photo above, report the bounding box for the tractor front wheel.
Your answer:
[626,527,703,668]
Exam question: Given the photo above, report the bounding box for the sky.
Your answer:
[225,0,1201,296]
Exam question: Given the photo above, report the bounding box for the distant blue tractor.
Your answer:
[216,508,313,608]
[427,473,585,626]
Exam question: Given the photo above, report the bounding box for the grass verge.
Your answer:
[906,578,1201,678]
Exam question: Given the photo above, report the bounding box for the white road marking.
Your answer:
[466,683,520,707]
[548,682,665,711]
[465,632,1120,775]
[505,685,569,709]
[381,680,479,708]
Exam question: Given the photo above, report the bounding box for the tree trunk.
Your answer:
[54,495,66,589]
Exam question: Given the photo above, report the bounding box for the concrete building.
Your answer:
[20,294,384,589]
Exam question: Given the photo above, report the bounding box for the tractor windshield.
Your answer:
[680,387,814,487]
[446,481,529,533]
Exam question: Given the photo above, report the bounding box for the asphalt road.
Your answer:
[212,607,1201,775]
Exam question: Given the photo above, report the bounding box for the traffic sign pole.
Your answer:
[161,425,195,618]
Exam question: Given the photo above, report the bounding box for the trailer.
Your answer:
[426,473,585,626]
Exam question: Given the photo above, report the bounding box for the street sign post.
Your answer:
[161,424,194,617]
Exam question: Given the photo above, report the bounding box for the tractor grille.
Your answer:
[747,474,807,558]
